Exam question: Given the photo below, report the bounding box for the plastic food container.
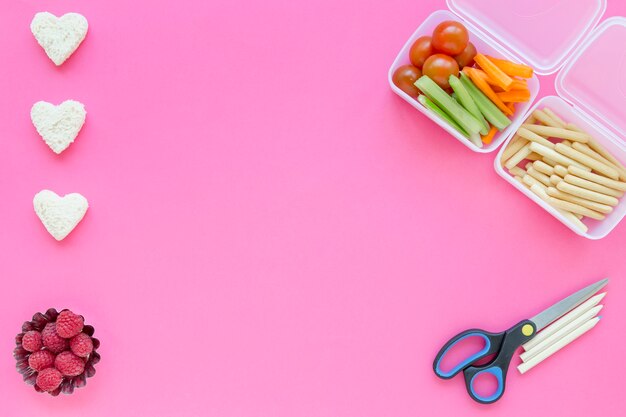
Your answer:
[496,17,626,239]
[389,0,626,239]
[388,9,541,153]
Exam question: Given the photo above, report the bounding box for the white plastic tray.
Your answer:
[389,1,626,238]
[388,10,540,153]
[447,0,606,75]
[495,18,626,239]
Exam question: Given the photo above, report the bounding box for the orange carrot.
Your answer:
[486,56,534,78]
[506,102,515,113]
[510,79,528,90]
[469,68,505,91]
[481,125,498,145]
[465,67,513,116]
[474,54,514,91]
[497,89,531,103]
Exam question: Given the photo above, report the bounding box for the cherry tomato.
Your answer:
[409,36,433,68]
[432,21,469,55]
[453,42,477,68]
[422,54,459,90]
[392,65,422,98]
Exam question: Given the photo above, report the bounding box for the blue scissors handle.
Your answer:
[433,320,537,404]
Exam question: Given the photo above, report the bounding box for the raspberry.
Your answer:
[54,351,85,377]
[70,333,93,357]
[42,323,68,353]
[28,350,56,371]
[55,310,84,338]
[36,368,63,392]
[22,331,43,352]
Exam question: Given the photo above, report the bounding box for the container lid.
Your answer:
[556,17,626,145]
[447,0,606,75]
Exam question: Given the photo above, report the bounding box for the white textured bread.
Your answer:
[31,100,86,154]
[31,12,88,66]
[33,190,88,241]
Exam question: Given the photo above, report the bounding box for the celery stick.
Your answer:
[418,95,468,137]
[449,75,489,135]
[459,73,511,131]
[415,76,482,135]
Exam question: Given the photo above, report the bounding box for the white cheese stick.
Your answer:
[542,157,558,167]
[509,166,526,177]
[521,124,591,143]
[505,143,532,170]
[523,174,544,189]
[548,196,605,220]
[568,165,626,191]
[564,174,624,198]
[522,292,606,351]
[527,167,551,187]
[587,138,626,181]
[501,136,527,164]
[533,109,564,128]
[518,127,556,148]
[529,142,590,171]
[533,160,554,176]
[554,165,569,177]
[565,123,584,133]
[556,181,619,207]
[520,305,603,362]
[555,143,620,180]
[529,185,587,233]
[546,187,613,214]
[572,142,625,175]
[549,175,562,186]
[543,108,567,127]
[518,317,600,374]
[566,123,626,180]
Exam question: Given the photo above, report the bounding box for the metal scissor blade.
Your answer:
[530,278,608,332]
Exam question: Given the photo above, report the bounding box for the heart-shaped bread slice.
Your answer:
[33,190,89,241]
[31,12,88,66]
[31,100,86,154]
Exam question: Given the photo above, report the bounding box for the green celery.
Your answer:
[449,75,489,135]
[414,76,483,135]
[459,73,511,131]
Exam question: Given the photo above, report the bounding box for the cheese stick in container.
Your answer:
[496,104,626,238]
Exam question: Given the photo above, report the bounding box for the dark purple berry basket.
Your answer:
[13,308,101,396]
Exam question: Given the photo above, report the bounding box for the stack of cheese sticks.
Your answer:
[500,107,626,233]
[518,292,606,374]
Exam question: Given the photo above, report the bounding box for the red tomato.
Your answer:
[409,36,433,68]
[453,42,477,68]
[432,21,469,55]
[392,65,422,98]
[422,54,459,90]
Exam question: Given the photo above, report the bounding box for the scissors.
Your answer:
[433,278,608,404]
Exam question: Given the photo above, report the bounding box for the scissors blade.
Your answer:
[530,278,608,332]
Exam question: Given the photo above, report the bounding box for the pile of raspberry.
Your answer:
[14,308,100,395]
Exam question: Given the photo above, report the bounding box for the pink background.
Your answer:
[1,0,625,415]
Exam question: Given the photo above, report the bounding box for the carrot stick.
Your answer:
[469,68,505,91]
[481,125,498,145]
[465,67,513,116]
[510,79,528,90]
[486,55,534,78]
[506,102,515,113]
[474,54,514,91]
[497,89,531,103]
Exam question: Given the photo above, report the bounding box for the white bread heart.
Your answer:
[34,190,89,241]
[31,12,88,66]
[31,100,86,154]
